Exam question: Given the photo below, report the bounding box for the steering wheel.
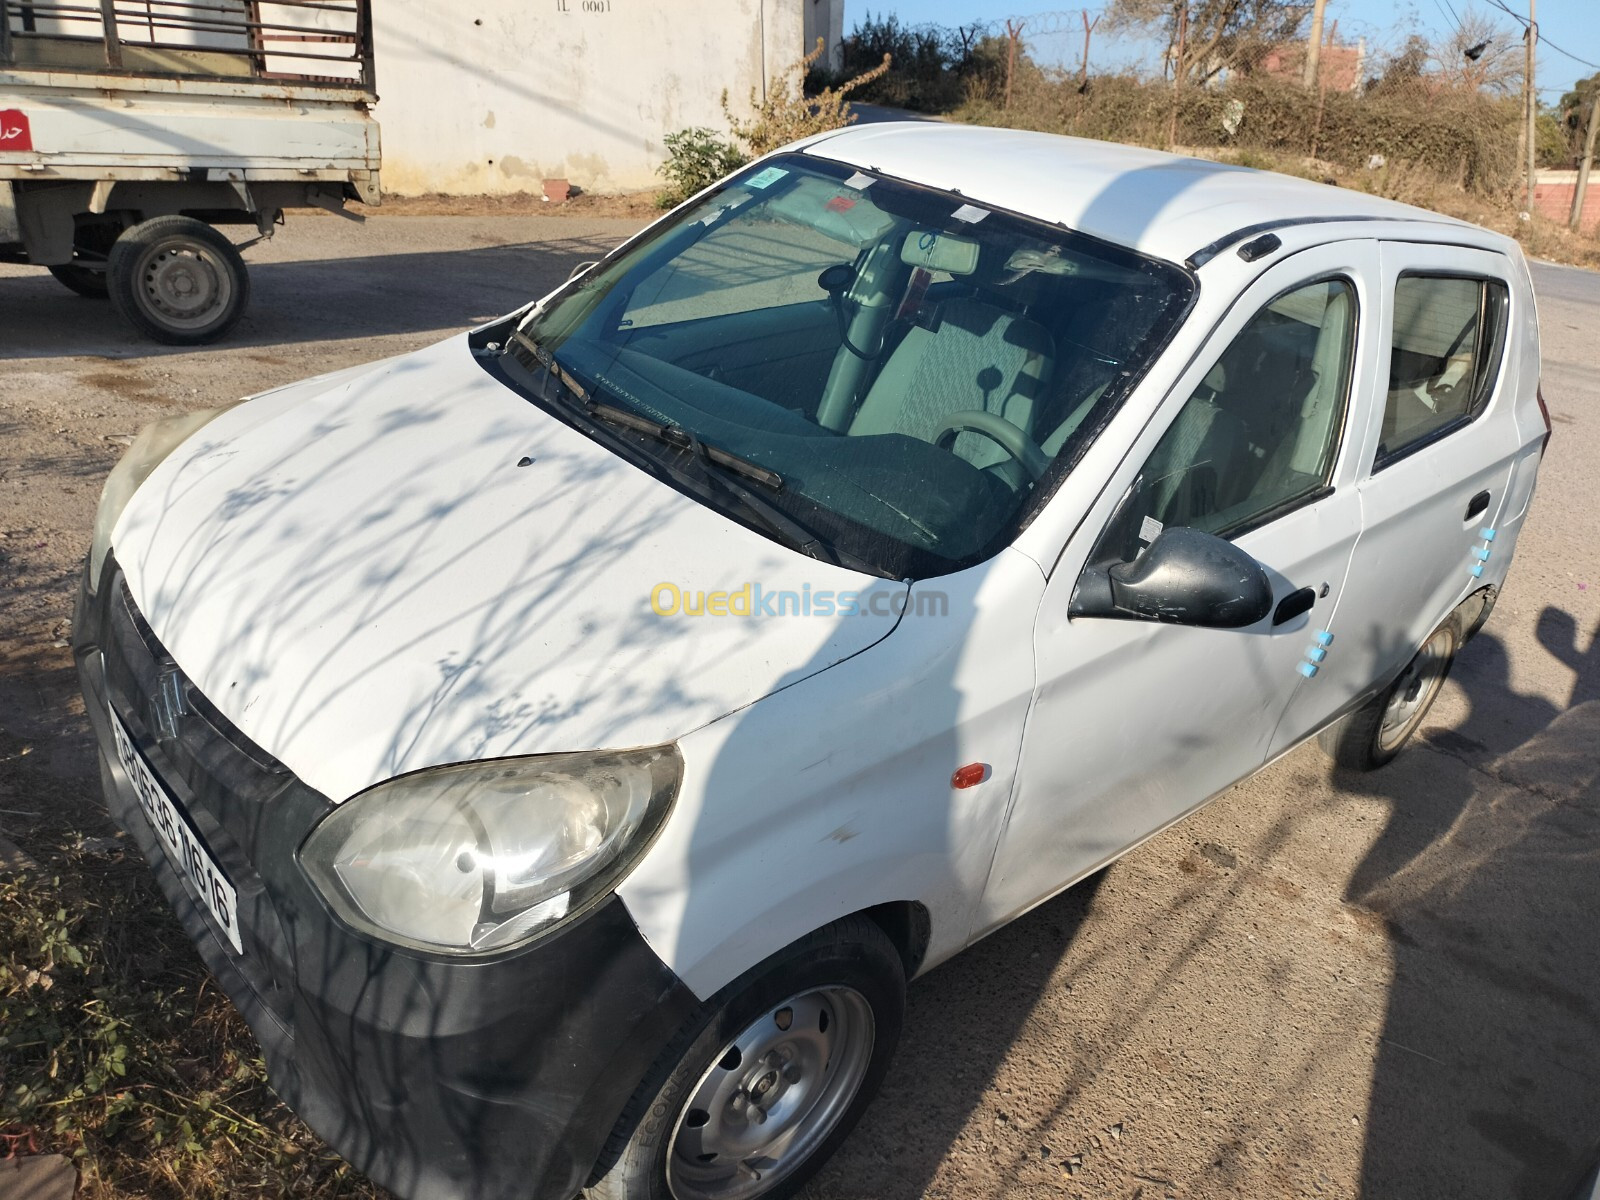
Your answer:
[932,410,1050,481]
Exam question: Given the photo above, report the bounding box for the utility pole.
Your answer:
[1523,0,1536,214]
[1572,89,1600,233]
[1303,0,1328,88]
[1080,9,1099,89]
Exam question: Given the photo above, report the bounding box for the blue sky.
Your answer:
[861,0,1597,96]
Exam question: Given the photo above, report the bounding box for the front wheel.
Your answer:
[1319,615,1462,770]
[107,216,250,345]
[590,916,905,1200]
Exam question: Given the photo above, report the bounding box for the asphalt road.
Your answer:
[2,215,1597,1200]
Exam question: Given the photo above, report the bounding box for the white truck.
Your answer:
[1,1,379,343]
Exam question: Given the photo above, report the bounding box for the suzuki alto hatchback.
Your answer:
[74,125,1549,1200]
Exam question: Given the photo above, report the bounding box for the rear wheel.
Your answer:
[589,916,904,1200]
[47,263,110,298]
[1319,615,1462,770]
[107,216,250,345]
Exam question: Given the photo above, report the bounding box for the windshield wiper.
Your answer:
[505,329,590,407]
[588,401,781,490]
[587,403,849,566]
[502,331,846,566]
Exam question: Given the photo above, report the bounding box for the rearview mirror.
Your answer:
[1069,526,1272,629]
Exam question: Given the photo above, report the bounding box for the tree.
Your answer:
[1559,71,1600,166]
[1365,33,1429,95]
[1105,0,1309,84]
[1435,10,1523,96]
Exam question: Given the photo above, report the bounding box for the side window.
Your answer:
[1092,278,1356,564]
[1377,274,1509,466]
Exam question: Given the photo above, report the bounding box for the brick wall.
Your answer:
[1533,170,1600,233]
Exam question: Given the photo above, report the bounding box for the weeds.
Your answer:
[0,802,384,1199]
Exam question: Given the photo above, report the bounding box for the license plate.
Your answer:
[110,708,244,954]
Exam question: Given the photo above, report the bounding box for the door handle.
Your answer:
[1465,490,1491,520]
[1272,586,1316,626]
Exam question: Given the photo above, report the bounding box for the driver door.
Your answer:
[979,242,1383,930]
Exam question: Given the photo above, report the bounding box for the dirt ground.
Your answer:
[2,215,1598,1200]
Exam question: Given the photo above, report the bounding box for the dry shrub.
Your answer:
[722,38,890,158]
[960,71,1521,200]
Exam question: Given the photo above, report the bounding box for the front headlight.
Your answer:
[298,746,681,955]
[88,404,237,593]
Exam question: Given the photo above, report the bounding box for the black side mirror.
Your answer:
[1070,526,1273,629]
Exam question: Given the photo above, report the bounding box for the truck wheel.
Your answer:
[108,217,250,345]
[590,916,905,1200]
[1319,615,1462,771]
[47,264,110,298]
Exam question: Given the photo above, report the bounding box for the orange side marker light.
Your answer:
[952,763,988,789]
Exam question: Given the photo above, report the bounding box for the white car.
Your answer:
[74,125,1548,1200]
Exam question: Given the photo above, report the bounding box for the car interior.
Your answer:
[539,158,1192,573]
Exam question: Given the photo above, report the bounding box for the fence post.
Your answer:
[1004,19,1024,110]
[1080,10,1098,89]
[1168,1,1187,150]
[1572,91,1600,234]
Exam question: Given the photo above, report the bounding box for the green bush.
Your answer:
[655,127,747,209]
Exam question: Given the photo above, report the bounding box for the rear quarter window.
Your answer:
[1376,273,1510,468]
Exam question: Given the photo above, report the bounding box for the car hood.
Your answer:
[112,335,904,803]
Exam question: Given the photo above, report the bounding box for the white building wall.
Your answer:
[803,0,845,71]
[371,0,809,196]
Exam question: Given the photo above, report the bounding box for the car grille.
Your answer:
[100,570,309,1027]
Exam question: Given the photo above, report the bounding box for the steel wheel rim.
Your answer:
[134,237,232,330]
[666,987,875,1200]
[1377,628,1453,752]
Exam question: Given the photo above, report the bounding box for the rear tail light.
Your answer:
[1535,381,1552,456]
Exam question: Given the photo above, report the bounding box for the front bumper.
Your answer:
[73,562,701,1200]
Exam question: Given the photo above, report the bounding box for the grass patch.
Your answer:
[0,756,384,1199]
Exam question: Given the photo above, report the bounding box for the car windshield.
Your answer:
[504,153,1194,579]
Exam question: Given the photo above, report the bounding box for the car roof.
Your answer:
[804,122,1506,267]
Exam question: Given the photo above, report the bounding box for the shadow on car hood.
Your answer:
[112,335,904,803]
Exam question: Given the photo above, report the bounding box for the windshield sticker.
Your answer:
[745,166,788,190]
[825,194,857,213]
[1139,515,1164,544]
[844,171,875,191]
[951,203,989,224]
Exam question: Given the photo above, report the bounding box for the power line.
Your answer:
[1481,0,1600,72]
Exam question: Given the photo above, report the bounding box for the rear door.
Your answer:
[1272,242,1522,751]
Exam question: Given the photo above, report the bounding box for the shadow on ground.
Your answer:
[0,234,622,361]
[1348,611,1600,1200]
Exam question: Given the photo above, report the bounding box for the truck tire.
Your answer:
[108,217,250,345]
[589,916,905,1200]
[1318,614,1463,771]
[47,264,110,298]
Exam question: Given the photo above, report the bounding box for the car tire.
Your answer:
[1318,614,1463,770]
[107,216,250,345]
[47,264,110,298]
[588,915,905,1200]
